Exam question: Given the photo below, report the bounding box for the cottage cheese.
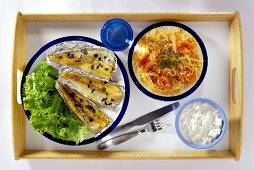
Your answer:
[179,102,223,145]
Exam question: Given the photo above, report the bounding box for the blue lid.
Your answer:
[100,18,133,51]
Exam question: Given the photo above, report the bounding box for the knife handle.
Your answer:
[105,121,135,138]
[97,130,142,150]
[96,121,136,145]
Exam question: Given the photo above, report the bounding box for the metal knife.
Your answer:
[97,101,180,149]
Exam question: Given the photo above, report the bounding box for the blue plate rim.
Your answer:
[128,21,208,101]
[100,18,133,51]
[175,98,227,149]
[21,35,130,146]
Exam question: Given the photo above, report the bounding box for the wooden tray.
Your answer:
[12,12,243,160]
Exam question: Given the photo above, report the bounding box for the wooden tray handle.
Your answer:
[17,68,24,104]
[231,67,238,104]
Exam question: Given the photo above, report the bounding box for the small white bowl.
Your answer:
[175,98,227,149]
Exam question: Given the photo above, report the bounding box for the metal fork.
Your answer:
[97,114,173,150]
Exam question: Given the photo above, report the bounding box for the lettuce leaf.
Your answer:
[23,61,90,144]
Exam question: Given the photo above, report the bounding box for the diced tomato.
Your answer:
[144,63,151,72]
[181,68,196,83]
[185,72,196,83]
[177,42,193,54]
[156,76,171,90]
[139,54,149,66]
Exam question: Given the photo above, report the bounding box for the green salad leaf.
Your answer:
[23,61,90,144]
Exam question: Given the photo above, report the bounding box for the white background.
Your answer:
[1,0,253,170]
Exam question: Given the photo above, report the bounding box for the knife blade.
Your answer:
[97,101,180,145]
[129,101,180,126]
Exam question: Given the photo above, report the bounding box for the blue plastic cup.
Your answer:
[100,18,133,51]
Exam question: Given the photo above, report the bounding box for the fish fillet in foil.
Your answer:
[48,48,117,81]
[59,71,124,110]
[56,81,111,135]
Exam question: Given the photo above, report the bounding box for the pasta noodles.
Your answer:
[133,27,203,96]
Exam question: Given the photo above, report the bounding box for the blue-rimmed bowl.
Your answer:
[175,98,227,149]
[128,21,208,101]
[21,36,130,146]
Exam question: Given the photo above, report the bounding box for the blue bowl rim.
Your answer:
[100,18,133,51]
[128,21,208,101]
[175,98,227,149]
[20,35,130,146]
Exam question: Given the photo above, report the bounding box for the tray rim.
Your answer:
[11,11,243,161]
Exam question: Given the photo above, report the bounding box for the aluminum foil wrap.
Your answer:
[55,81,112,137]
[46,41,118,82]
[58,67,125,112]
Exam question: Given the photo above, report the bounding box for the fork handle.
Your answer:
[97,130,143,150]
